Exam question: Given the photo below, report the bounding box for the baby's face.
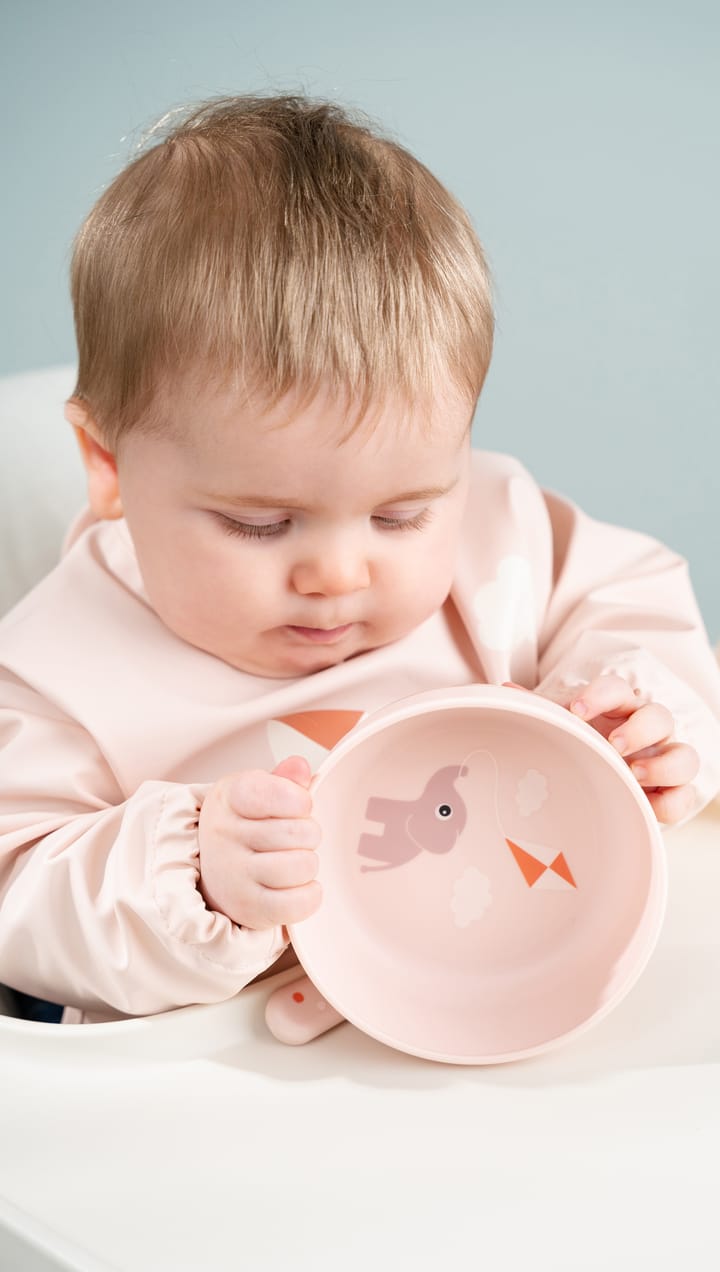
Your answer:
[113,378,473,678]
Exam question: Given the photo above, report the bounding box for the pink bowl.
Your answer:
[288,684,667,1064]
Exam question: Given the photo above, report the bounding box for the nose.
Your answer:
[290,541,371,597]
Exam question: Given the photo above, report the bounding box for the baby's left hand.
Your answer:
[568,673,700,825]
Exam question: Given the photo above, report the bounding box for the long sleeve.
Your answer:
[451,453,720,824]
[0,671,287,1016]
[534,487,720,822]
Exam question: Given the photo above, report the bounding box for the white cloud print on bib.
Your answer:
[472,555,535,651]
[471,554,537,685]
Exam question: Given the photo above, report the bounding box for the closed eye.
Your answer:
[372,508,434,532]
[216,509,434,539]
[216,515,291,540]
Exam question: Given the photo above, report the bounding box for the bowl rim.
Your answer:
[289,682,668,1063]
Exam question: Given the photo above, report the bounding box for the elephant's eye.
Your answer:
[435,803,453,820]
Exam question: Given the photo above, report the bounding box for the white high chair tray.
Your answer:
[1,804,719,1272]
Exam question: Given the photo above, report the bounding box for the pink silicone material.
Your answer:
[265,975,345,1045]
[287,684,667,1065]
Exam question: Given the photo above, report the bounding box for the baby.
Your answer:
[1,94,719,1025]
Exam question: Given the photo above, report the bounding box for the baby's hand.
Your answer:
[567,674,700,825]
[197,756,322,929]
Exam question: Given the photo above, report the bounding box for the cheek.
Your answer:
[422,516,464,593]
[184,529,289,620]
[414,509,464,573]
[131,520,238,619]
[383,522,461,611]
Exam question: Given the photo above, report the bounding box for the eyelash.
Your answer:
[219,518,289,540]
[217,508,434,540]
[373,509,433,533]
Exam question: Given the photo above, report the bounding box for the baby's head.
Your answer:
[65,94,495,677]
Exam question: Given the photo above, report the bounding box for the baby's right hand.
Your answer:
[197,756,322,930]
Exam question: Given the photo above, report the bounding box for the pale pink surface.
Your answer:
[290,686,667,1063]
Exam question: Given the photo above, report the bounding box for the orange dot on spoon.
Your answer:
[292,991,305,1004]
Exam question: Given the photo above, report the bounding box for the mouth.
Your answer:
[285,624,355,645]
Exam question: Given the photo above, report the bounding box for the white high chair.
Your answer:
[0,365,719,1272]
[0,366,85,622]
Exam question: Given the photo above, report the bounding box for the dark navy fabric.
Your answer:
[2,986,64,1023]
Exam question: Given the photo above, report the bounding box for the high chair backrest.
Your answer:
[0,365,85,618]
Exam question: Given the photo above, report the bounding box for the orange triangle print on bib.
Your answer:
[267,710,365,770]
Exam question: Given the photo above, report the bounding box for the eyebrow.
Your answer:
[202,480,459,510]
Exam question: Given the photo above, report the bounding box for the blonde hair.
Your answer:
[69,93,494,447]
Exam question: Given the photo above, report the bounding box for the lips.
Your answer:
[286,624,355,644]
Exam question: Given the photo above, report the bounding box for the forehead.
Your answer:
[150,371,474,459]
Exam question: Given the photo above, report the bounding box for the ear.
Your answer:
[64,398,123,520]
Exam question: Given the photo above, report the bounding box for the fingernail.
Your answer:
[631,763,647,781]
[610,733,626,754]
[571,699,588,717]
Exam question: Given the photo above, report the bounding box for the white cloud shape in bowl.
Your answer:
[516,768,549,817]
[451,867,493,928]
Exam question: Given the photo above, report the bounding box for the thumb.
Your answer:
[272,755,313,788]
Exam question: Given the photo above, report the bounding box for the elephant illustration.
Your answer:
[357,765,469,872]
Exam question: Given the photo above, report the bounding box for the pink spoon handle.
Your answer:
[265,974,345,1045]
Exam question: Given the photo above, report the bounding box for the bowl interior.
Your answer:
[290,702,665,1062]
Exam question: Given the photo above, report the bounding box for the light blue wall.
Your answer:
[2,0,718,636]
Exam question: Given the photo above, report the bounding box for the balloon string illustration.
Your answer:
[453,748,578,891]
[403,748,505,858]
[461,745,506,831]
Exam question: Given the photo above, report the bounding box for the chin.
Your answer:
[212,643,356,679]
[277,644,361,675]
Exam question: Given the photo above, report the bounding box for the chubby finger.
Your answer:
[228,769,313,819]
[272,756,313,787]
[644,784,697,826]
[606,702,674,757]
[251,848,320,889]
[570,674,641,722]
[627,742,700,789]
[243,880,323,930]
[242,815,322,853]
